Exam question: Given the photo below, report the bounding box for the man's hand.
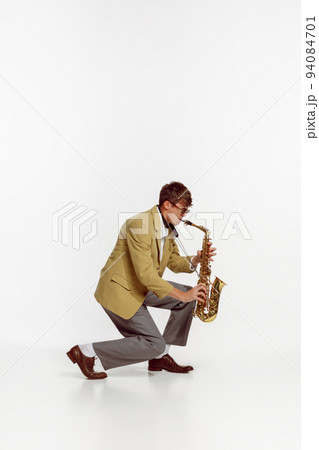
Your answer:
[168,283,207,304]
[182,283,207,303]
[191,241,217,266]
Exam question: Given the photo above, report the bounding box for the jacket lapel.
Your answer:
[162,230,173,260]
[151,205,162,265]
[150,205,175,266]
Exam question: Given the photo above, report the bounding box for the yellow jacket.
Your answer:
[94,205,195,319]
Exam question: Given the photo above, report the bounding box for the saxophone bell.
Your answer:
[182,219,227,323]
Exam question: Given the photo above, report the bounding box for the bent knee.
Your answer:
[146,337,166,358]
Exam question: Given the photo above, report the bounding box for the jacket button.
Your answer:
[156,266,160,270]
[143,291,148,296]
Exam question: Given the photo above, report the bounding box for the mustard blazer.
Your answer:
[94,205,195,319]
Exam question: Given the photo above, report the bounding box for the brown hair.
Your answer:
[159,181,193,207]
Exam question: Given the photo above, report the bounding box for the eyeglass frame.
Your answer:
[169,202,191,215]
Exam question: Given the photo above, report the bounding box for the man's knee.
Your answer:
[146,336,166,359]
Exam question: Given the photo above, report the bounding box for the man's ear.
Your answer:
[163,200,171,210]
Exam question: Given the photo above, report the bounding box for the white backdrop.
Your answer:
[0,0,299,448]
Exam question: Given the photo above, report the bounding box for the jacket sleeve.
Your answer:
[126,222,173,299]
[167,239,196,274]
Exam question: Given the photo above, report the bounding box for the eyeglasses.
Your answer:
[170,202,190,215]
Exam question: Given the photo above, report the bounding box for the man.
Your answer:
[67,181,216,379]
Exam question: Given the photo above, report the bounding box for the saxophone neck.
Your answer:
[182,219,210,235]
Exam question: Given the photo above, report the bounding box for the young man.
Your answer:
[67,181,216,379]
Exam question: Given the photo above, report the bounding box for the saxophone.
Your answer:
[183,220,226,323]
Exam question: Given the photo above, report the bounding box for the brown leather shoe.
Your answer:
[66,345,107,379]
[148,354,194,373]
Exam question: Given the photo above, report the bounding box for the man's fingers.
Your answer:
[197,284,207,293]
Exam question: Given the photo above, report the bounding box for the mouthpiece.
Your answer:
[182,219,209,233]
[182,219,193,226]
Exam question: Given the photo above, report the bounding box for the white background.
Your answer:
[0,1,301,449]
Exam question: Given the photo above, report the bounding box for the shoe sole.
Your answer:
[66,351,107,379]
[148,367,191,373]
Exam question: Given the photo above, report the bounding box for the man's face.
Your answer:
[163,200,190,226]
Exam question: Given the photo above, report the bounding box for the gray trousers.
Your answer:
[92,281,195,371]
